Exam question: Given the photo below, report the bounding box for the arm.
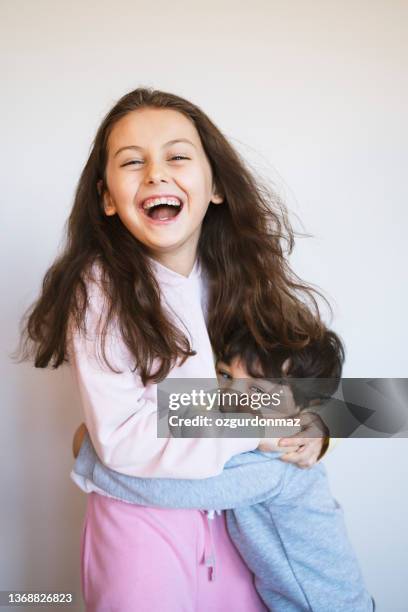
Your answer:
[68,277,259,480]
[73,427,289,510]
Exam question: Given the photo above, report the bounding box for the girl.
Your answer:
[17,87,351,611]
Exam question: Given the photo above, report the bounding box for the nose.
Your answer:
[144,159,169,184]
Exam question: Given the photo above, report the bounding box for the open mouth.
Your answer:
[141,196,183,222]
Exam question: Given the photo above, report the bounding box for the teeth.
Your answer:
[142,197,182,210]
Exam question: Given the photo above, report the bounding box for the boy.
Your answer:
[72,328,374,611]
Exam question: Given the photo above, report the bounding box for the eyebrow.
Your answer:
[114,138,196,158]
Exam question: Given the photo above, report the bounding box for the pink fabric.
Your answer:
[68,256,259,480]
[81,492,267,612]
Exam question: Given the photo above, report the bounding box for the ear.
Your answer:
[97,180,117,216]
[211,193,224,205]
[210,180,224,205]
[281,358,292,375]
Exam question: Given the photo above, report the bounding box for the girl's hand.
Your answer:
[73,422,88,458]
[277,412,329,468]
[257,437,299,454]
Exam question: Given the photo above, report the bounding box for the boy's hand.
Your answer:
[72,422,88,458]
[277,412,329,468]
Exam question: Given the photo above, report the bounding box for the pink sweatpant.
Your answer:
[80,492,267,612]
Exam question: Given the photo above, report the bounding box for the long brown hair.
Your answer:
[13,87,336,385]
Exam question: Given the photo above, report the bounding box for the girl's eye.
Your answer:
[122,155,190,167]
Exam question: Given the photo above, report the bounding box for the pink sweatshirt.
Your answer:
[68,255,260,479]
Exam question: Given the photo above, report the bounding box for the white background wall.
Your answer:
[1,1,407,610]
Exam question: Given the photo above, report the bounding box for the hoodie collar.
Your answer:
[147,254,202,286]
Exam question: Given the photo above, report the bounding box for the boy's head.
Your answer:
[215,353,298,417]
[215,326,345,409]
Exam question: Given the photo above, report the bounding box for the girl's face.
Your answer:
[101,107,223,267]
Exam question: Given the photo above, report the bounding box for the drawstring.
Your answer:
[201,509,222,581]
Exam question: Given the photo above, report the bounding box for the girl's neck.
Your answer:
[148,244,198,278]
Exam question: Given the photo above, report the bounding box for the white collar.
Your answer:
[147,255,202,287]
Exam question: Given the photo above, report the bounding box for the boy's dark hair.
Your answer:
[218,326,345,408]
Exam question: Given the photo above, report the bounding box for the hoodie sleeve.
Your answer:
[67,272,260,479]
